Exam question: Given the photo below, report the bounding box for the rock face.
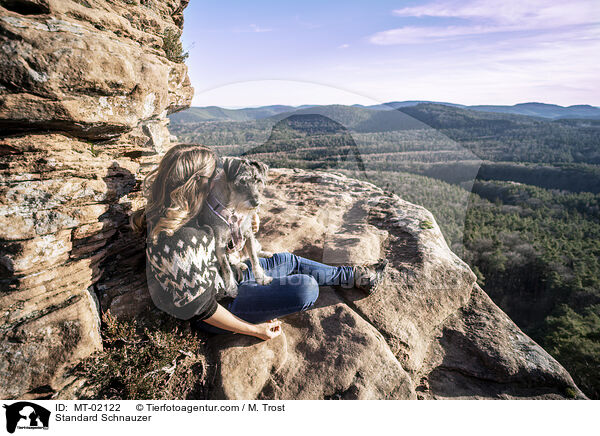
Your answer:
[0,0,192,139]
[0,0,585,401]
[205,169,585,400]
[0,0,192,399]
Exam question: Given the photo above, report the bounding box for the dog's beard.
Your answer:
[231,195,260,212]
[242,200,259,210]
[229,201,257,215]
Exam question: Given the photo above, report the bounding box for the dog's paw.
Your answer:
[225,282,239,298]
[224,269,238,289]
[255,274,273,285]
[259,250,274,258]
[235,262,248,271]
[232,262,248,282]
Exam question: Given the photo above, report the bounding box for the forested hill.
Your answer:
[170,103,600,193]
[170,105,300,123]
[171,103,600,165]
[397,104,600,164]
[170,101,600,123]
[467,103,600,119]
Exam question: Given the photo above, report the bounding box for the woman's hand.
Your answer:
[251,319,282,341]
[203,304,283,341]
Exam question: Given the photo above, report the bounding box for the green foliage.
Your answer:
[162,28,188,63]
[73,311,206,400]
[88,142,100,157]
[565,387,578,399]
[463,180,600,398]
[399,104,600,165]
[464,181,600,314]
[419,220,434,229]
[543,305,600,398]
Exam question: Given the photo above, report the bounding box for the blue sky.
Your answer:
[182,0,600,107]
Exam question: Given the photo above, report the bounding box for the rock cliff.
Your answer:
[0,0,192,399]
[0,0,585,400]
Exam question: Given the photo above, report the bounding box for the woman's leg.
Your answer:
[192,252,352,335]
[193,273,319,335]
[245,252,355,288]
[229,274,319,323]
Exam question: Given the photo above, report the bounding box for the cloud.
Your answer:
[294,15,322,30]
[233,24,273,33]
[393,0,596,26]
[339,44,350,49]
[370,0,600,44]
[370,25,504,44]
[349,19,600,105]
[249,24,272,33]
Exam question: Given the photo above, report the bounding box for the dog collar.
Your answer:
[206,192,245,253]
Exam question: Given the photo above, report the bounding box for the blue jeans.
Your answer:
[191,252,354,334]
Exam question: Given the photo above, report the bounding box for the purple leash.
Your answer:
[206,192,246,253]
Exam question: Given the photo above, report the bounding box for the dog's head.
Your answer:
[221,157,269,211]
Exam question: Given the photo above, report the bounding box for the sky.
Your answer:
[181,0,600,108]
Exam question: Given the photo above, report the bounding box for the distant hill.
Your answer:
[170,101,600,167]
[363,101,465,111]
[396,103,600,164]
[366,102,600,119]
[170,101,600,123]
[266,104,427,131]
[169,105,312,123]
[368,101,600,119]
[170,102,447,122]
[468,103,600,119]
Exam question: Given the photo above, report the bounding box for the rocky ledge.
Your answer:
[205,168,585,400]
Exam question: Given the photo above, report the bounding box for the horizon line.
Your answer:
[187,101,600,110]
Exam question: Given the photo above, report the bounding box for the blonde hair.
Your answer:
[130,144,218,244]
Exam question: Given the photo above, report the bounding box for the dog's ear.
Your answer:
[250,160,269,177]
[222,157,243,181]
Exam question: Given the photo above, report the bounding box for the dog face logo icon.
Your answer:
[3,402,50,433]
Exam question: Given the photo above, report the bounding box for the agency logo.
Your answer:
[2,402,50,434]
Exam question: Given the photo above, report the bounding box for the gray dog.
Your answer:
[196,157,272,297]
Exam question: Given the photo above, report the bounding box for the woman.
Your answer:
[131,144,386,341]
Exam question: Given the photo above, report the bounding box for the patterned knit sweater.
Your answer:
[146,221,225,321]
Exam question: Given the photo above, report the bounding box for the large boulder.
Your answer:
[209,291,415,400]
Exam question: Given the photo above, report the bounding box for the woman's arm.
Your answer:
[203,303,282,341]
